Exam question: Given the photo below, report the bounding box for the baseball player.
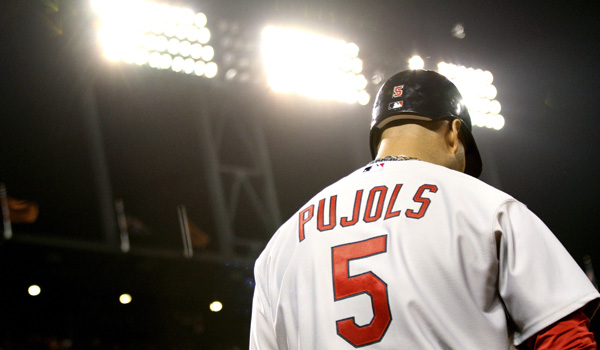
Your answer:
[249,70,600,349]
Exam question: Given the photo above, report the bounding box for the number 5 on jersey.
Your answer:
[332,235,392,347]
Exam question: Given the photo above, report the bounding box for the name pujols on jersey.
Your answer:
[298,170,438,242]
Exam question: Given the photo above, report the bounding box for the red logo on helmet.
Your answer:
[392,85,404,98]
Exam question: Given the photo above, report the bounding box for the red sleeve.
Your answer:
[519,309,596,350]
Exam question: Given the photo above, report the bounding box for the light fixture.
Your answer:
[28,285,41,296]
[119,293,132,304]
[92,0,218,78]
[408,55,425,70]
[210,301,223,312]
[261,26,370,105]
[437,62,504,130]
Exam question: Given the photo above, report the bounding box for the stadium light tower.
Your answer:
[91,0,218,78]
[261,26,370,106]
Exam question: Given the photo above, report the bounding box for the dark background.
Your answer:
[1,0,599,348]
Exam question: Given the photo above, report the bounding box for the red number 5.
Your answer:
[392,85,404,98]
[332,235,391,347]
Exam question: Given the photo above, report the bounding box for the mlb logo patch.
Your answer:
[388,101,403,110]
[363,163,385,173]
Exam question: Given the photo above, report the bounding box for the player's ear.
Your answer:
[445,118,462,155]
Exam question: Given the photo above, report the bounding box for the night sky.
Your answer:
[1,0,599,348]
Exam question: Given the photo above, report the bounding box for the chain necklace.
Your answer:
[369,155,421,164]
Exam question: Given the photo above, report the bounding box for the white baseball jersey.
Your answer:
[250,159,600,349]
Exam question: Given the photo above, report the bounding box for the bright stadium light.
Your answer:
[204,61,218,78]
[28,285,41,296]
[437,62,505,130]
[92,0,218,79]
[210,301,223,312]
[408,55,425,70]
[119,293,132,304]
[261,26,370,105]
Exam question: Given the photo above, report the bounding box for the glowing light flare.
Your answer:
[155,36,168,52]
[194,61,206,76]
[482,70,494,85]
[261,26,369,104]
[493,115,505,130]
[149,51,162,68]
[358,90,371,106]
[179,9,195,26]
[28,285,41,296]
[175,25,188,40]
[205,62,218,78]
[351,58,363,74]
[119,293,132,304]
[134,48,149,65]
[346,42,359,58]
[485,85,497,99]
[179,41,192,57]
[197,27,211,44]
[183,58,195,74]
[191,43,203,59]
[225,68,238,80]
[210,301,223,312]
[164,23,176,37]
[92,0,215,78]
[97,22,144,61]
[186,27,198,42]
[437,61,504,130]
[160,53,173,69]
[490,100,501,115]
[168,38,180,55]
[195,13,208,28]
[354,74,368,90]
[172,56,185,72]
[408,55,425,70]
[201,45,215,61]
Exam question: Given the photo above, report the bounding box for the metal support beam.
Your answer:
[196,92,282,258]
[1,183,12,240]
[81,84,119,247]
[197,97,236,257]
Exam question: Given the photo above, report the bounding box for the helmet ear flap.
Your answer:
[369,70,482,178]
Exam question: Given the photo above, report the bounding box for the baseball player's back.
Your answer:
[251,70,599,349]
[250,159,599,349]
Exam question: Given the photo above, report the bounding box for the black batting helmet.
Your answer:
[370,69,482,177]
